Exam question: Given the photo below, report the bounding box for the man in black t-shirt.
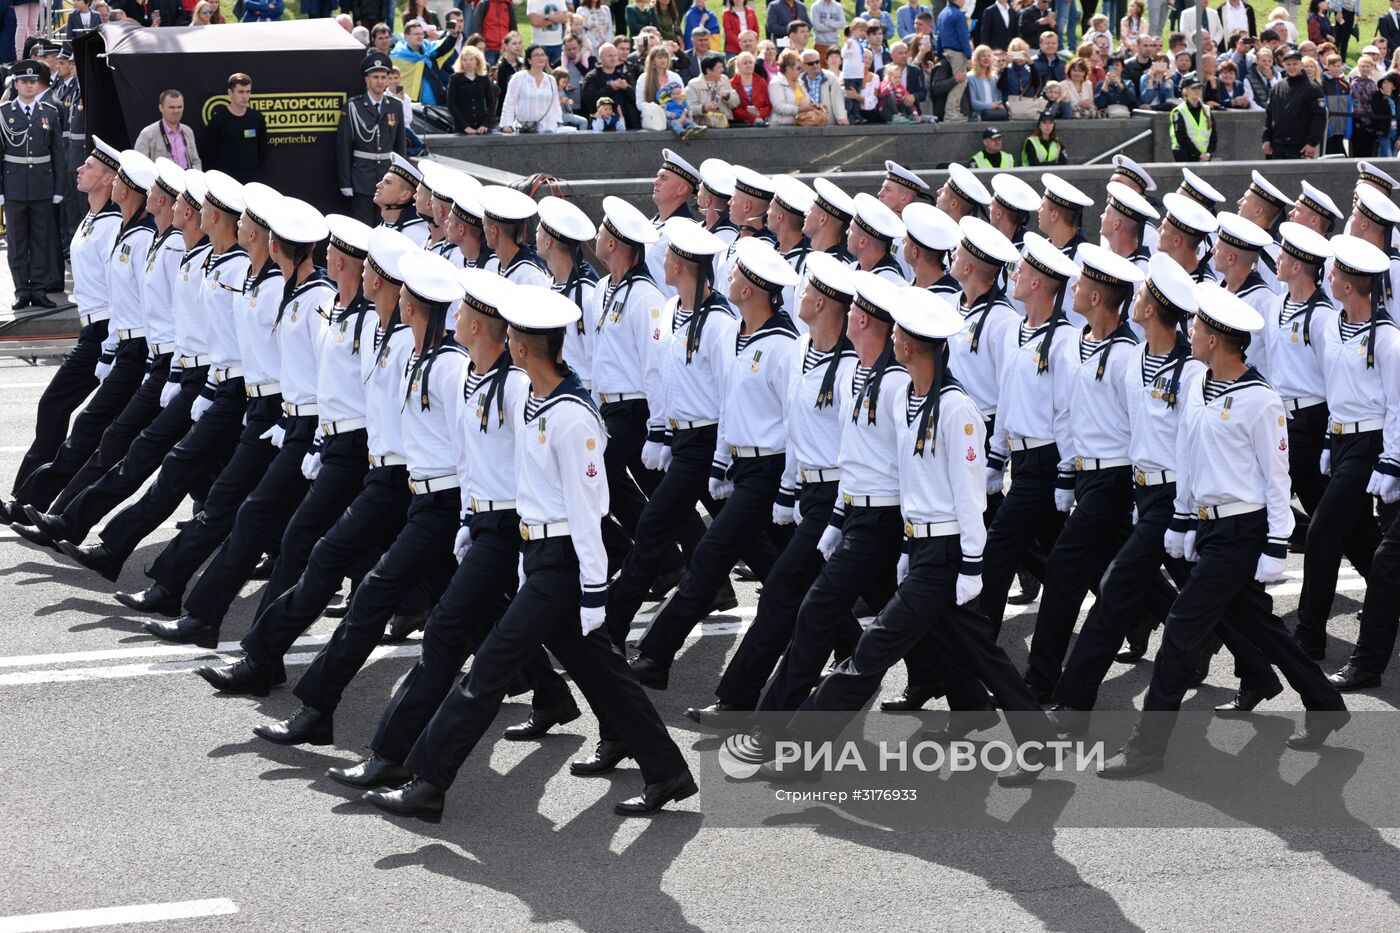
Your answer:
[201,73,268,184]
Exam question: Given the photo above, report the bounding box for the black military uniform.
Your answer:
[336,52,406,227]
[53,45,83,249]
[1,60,62,309]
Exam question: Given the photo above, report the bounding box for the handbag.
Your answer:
[1007,96,1042,120]
[794,105,828,126]
[705,110,730,128]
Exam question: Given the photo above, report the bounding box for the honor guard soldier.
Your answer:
[1158,192,1220,284]
[441,173,492,271]
[900,201,961,299]
[698,158,739,266]
[1038,173,1093,313]
[1,59,62,310]
[847,193,907,285]
[337,51,407,227]
[365,288,697,823]
[1101,285,1350,779]
[55,44,84,244]
[769,174,816,318]
[1,137,121,525]
[375,153,429,246]
[935,162,991,223]
[477,185,550,287]
[1293,235,1400,661]
[1109,154,1160,252]
[1101,182,1159,282]
[988,173,1039,252]
[646,148,700,297]
[1023,244,1146,703]
[875,160,930,278]
[1213,212,1282,322]
[1341,185,1400,320]
[537,196,600,387]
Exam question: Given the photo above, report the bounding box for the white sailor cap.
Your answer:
[990,173,1039,215]
[1277,221,1332,267]
[901,202,960,253]
[326,213,373,260]
[600,195,660,247]
[501,284,582,334]
[731,165,775,201]
[663,216,726,260]
[852,192,906,244]
[417,159,445,193]
[1244,170,1293,212]
[772,174,816,217]
[1041,172,1094,212]
[366,226,419,285]
[1296,181,1342,225]
[850,269,902,324]
[957,215,1019,267]
[735,237,800,292]
[1105,180,1160,225]
[1355,184,1400,227]
[1358,161,1398,195]
[538,195,596,244]
[884,159,929,195]
[116,150,158,194]
[1144,252,1197,321]
[1179,167,1225,209]
[400,250,470,305]
[388,152,422,187]
[812,177,856,223]
[181,169,206,210]
[268,197,329,245]
[1111,154,1156,193]
[202,170,245,216]
[1020,231,1079,282]
[1193,281,1264,337]
[660,148,700,189]
[700,158,736,199]
[458,267,516,318]
[1161,192,1219,239]
[424,162,469,201]
[1215,212,1272,254]
[152,157,186,200]
[447,174,486,226]
[1077,242,1146,289]
[945,163,992,208]
[1330,234,1391,277]
[479,185,538,225]
[241,182,282,229]
[890,287,963,341]
[802,251,857,304]
[91,135,122,173]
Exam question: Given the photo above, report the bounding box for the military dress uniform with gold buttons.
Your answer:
[1,62,62,308]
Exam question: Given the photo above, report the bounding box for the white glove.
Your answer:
[709,476,734,500]
[190,394,213,421]
[985,466,1004,497]
[1164,529,1187,560]
[955,573,982,605]
[657,445,672,472]
[772,502,796,525]
[1320,450,1331,476]
[1254,552,1287,583]
[453,525,472,562]
[260,424,286,448]
[340,187,354,197]
[52,194,63,204]
[641,440,666,471]
[1365,470,1400,504]
[816,525,842,560]
[517,553,526,590]
[897,553,909,584]
[0,195,5,206]
[580,605,606,636]
[159,381,180,408]
[1054,487,1075,512]
[95,360,112,382]
[1183,530,1198,563]
[301,451,322,480]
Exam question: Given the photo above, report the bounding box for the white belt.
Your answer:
[1330,418,1384,435]
[79,310,110,326]
[408,475,459,495]
[1284,395,1325,412]
[1196,502,1264,521]
[247,382,283,398]
[730,445,782,458]
[178,355,211,368]
[520,520,570,541]
[469,497,517,513]
[1008,436,1054,452]
[321,416,367,436]
[117,327,146,340]
[5,154,50,165]
[368,454,407,467]
[669,417,718,430]
[904,520,959,538]
[1134,468,1177,487]
[149,341,176,355]
[800,467,841,483]
[283,401,319,417]
[843,493,901,508]
[1074,456,1131,471]
[598,392,645,404]
[64,131,84,141]
[353,151,394,160]
[215,366,244,383]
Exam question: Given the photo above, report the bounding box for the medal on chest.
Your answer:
[1291,321,1301,343]
[337,320,348,343]
[119,243,131,264]
[608,300,623,324]
[290,301,299,324]
[1358,334,1369,358]
[751,349,763,373]
[79,216,94,239]
[475,392,485,423]
[538,416,547,444]
[1220,396,1234,421]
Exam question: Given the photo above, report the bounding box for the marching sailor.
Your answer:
[1037,173,1093,325]
[479,184,551,287]
[645,148,700,297]
[375,153,430,246]
[768,174,816,319]
[537,196,600,387]
[1157,192,1220,285]
[987,172,1040,252]
[934,162,991,223]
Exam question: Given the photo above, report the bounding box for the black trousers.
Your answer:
[371,511,572,764]
[99,379,248,563]
[294,488,462,714]
[406,536,689,791]
[798,534,1057,747]
[59,366,206,540]
[1351,507,1400,674]
[715,480,860,708]
[633,453,785,666]
[1296,431,1382,643]
[12,319,106,494]
[242,465,412,666]
[598,398,699,572]
[980,443,1065,634]
[16,337,146,511]
[1288,404,1329,528]
[174,415,317,622]
[1130,511,1346,759]
[5,197,52,297]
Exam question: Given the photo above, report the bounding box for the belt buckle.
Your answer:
[321,423,331,436]
[843,493,853,506]
[1332,422,1343,435]
[1074,456,1085,471]
[1197,506,1209,521]
[904,521,913,537]
[668,418,678,429]
[1136,470,1146,486]
[731,445,739,457]
[520,523,531,541]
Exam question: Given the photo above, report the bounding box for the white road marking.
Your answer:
[0,898,238,932]
[0,382,55,390]
[0,446,30,452]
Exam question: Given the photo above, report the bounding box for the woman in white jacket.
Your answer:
[500,44,564,133]
[767,49,801,126]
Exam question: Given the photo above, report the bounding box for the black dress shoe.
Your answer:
[195,656,286,697]
[684,702,749,731]
[1328,664,1382,692]
[503,697,582,740]
[11,295,30,311]
[363,777,444,823]
[114,583,181,617]
[646,569,681,601]
[253,705,334,746]
[709,581,739,614]
[1214,683,1284,717]
[1007,570,1041,605]
[328,754,412,789]
[629,654,669,690]
[996,760,1044,787]
[614,770,699,815]
[1287,709,1351,749]
[248,553,276,581]
[879,684,941,712]
[1098,745,1164,779]
[323,591,351,618]
[143,615,220,649]
[1047,704,1090,737]
[381,611,427,643]
[1115,619,1153,663]
[56,541,122,582]
[0,498,13,524]
[733,561,758,582]
[570,740,632,776]
[9,521,58,550]
[24,508,78,545]
[921,708,1001,743]
[30,295,57,310]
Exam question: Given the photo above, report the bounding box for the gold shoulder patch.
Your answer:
[963,423,974,435]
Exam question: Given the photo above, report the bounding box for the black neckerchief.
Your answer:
[373,304,405,372]
[852,341,899,426]
[595,258,656,333]
[783,235,813,274]
[1088,319,1138,381]
[960,285,1008,355]
[180,235,211,273]
[404,328,456,410]
[561,255,599,335]
[1033,308,1069,375]
[339,289,374,354]
[1284,286,1330,347]
[682,289,731,364]
[244,257,282,299]
[815,333,854,409]
[468,347,514,432]
[911,350,958,457]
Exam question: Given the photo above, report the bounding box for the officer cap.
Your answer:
[1277,221,1332,268]
[901,202,960,253]
[884,159,929,194]
[366,226,418,285]
[1355,184,1400,227]
[362,51,393,74]
[957,215,1019,267]
[660,148,700,189]
[663,216,726,261]
[116,150,158,195]
[1358,160,1398,195]
[58,44,74,62]
[600,195,659,247]
[735,237,799,292]
[1162,192,1219,239]
[1077,242,1146,290]
[388,152,422,187]
[202,170,245,215]
[731,165,775,201]
[538,195,596,244]
[458,267,516,318]
[501,284,581,334]
[889,287,963,342]
[9,60,48,82]
[1020,231,1079,282]
[1281,48,1303,62]
[268,197,329,245]
[1144,252,1197,321]
[700,158,736,199]
[1331,234,1391,278]
[1194,281,1264,336]
[326,213,373,261]
[1179,167,1225,209]
[990,173,1039,214]
[945,163,992,208]
[36,41,60,58]
[153,157,186,201]
[1247,169,1293,211]
[1111,154,1156,193]
[478,185,538,225]
[399,251,464,305]
[91,135,121,173]
[852,192,906,244]
[1106,180,1160,225]
[803,251,857,304]
[181,169,206,210]
[1041,172,1094,212]
[1178,75,1201,90]
[812,177,856,223]
[850,269,902,324]
[772,174,816,218]
[241,182,282,229]
[1296,181,1342,224]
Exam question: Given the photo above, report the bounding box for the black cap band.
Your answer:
[1147,277,1192,320]
[853,291,893,323]
[330,234,367,260]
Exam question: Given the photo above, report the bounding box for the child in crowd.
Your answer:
[591,95,628,131]
[659,79,707,138]
[1083,14,1114,52]
[841,20,868,122]
[555,68,590,130]
[1039,80,1074,119]
[880,63,918,122]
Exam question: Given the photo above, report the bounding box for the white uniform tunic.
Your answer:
[1258,289,1336,404]
[170,238,214,366]
[383,212,430,247]
[1320,313,1400,468]
[499,246,552,288]
[275,271,335,410]
[402,343,471,480]
[203,247,249,379]
[1063,323,1138,466]
[1124,338,1205,477]
[863,251,908,287]
[555,266,598,387]
[780,239,813,327]
[69,204,121,324]
[457,351,526,509]
[780,335,856,499]
[898,381,988,574]
[316,294,374,427]
[362,320,413,461]
[833,354,910,505]
[141,227,184,354]
[590,265,667,423]
[989,317,1077,474]
[107,216,156,335]
[1056,233,1088,328]
[714,312,800,470]
[1227,270,1279,324]
[951,287,1018,421]
[655,293,733,429]
[236,261,285,389]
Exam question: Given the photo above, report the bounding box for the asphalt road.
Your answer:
[2,356,1400,933]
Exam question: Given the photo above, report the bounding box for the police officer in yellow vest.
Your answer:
[968,127,1016,170]
[1170,75,1217,163]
